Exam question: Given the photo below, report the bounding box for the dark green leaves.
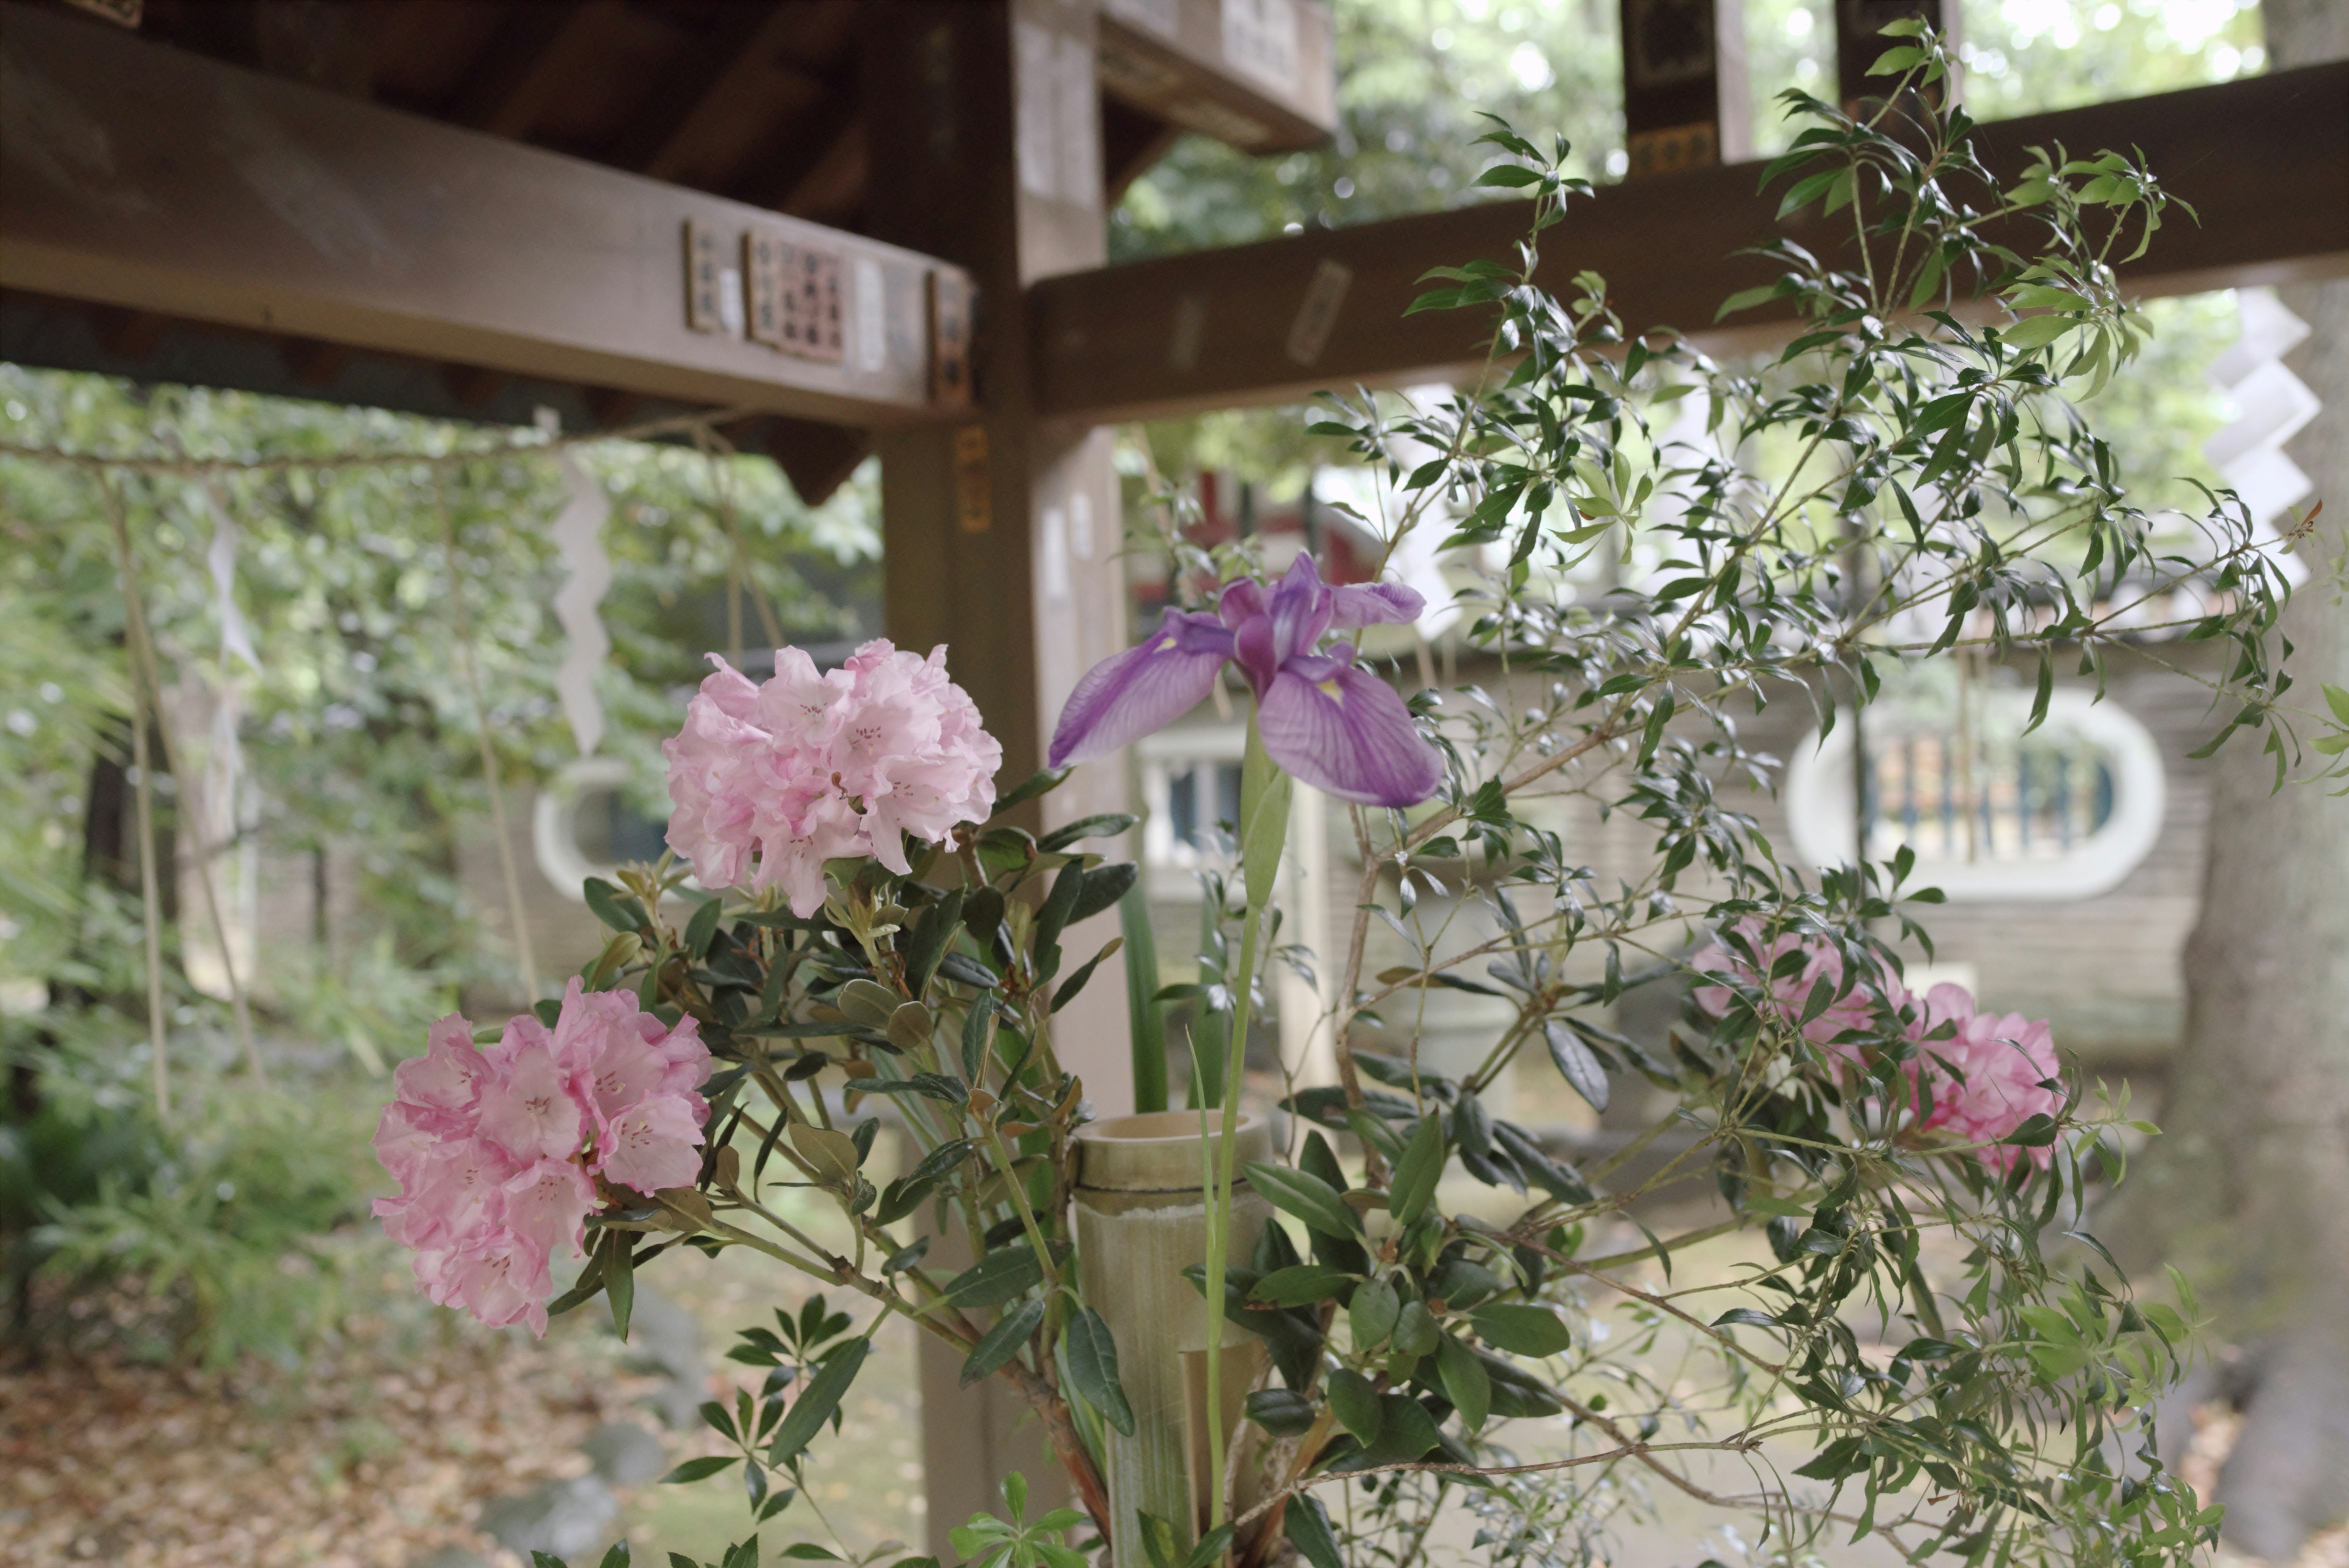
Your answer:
[1245,1386,1318,1436]
[1326,1367,1381,1443]
[1064,1308,1135,1437]
[1285,1494,1343,1568]
[1387,1115,1445,1224]
[1349,1277,1401,1350]
[662,1454,740,1485]
[768,1337,870,1466]
[1471,1302,1573,1357]
[1249,1265,1356,1307]
[1243,1162,1360,1238]
[584,877,648,933]
[1435,1333,1492,1432]
[945,1245,1053,1309]
[960,1298,1046,1386]
[1544,1020,1611,1113]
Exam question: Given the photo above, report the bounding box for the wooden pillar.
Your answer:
[861,1,1134,1547]
[1835,0,1961,113]
[1618,0,1751,176]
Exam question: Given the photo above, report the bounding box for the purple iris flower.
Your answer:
[1048,555,1445,807]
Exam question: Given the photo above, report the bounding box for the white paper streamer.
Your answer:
[549,454,614,756]
[2206,288,2316,587]
[204,487,262,673]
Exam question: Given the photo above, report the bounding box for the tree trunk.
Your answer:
[2107,7,2349,1556]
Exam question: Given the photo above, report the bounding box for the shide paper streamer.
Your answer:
[549,454,614,757]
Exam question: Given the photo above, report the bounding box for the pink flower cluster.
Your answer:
[663,639,1003,917]
[1690,923,2063,1170]
[373,979,711,1334]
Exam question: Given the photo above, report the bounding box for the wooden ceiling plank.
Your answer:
[633,8,826,186]
[445,0,623,139]
[1031,62,2349,423]
[777,124,866,225]
[1095,0,1337,155]
[0,3,973,429]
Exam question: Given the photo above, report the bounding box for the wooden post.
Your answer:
[1618,0,1750,176]
[1835,0,1961,113]
[861,1,1135,1546]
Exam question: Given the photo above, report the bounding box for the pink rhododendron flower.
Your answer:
[1688,925,2064,1172]
[1907,983,2064,1171]
[661,639,1003,916]
[1687,919,1909,1065]
[371,979,712,1336]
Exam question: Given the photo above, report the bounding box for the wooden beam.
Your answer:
[0,2,975,429]
[1095,0,1337,153]
[1030,62,2349,424]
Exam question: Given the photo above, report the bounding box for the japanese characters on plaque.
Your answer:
[687,219,844,363]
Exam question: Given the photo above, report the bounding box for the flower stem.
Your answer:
[1201,716,1292,1534]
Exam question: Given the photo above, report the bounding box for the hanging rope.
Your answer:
[434,468,543,1003]
[697,427,785,652]
[102,475,173,1121]
[0,404,755,477]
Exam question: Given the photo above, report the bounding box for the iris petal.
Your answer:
[1046,610,1233,767]
[1328,580,1425,628]
[1256,653,1444,806]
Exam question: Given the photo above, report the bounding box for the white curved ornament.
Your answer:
[1785,689,2165,902]
[549,455,614,756]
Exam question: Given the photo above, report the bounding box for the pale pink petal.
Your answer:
[597,1092,708,1195]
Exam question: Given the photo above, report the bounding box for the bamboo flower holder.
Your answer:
[1074,1112,1276,1564]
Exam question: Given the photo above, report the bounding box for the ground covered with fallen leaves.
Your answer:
[0,1292,655,1568]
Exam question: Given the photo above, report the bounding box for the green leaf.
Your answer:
[992,767,1070,814]
[1064,1307,1136,1437]
[1242,1162,1360,1238]
[900,891,964,997]
[1184,1526,1236,1568]
[960,1298,1046,1386]
[1285,1494,1343,1568]
[944,1246,1048,1310]
[1544,1021,1610,1112]
[584,877,648,933]
[1249,1264,1357,1307]
[1050,936,1124,1014]
[1435,1333,1492,1432]
[1239,720,1296,911]
[1470,1302,1573,1357]
[1715,283,1783,321]
[599,1545,633,1568]
[2323,683,2349,726]
[768,1337,870,1464]
[1246,1386,1318,1436]
[1326,1366,1382,1443]
[1472,163,1542,188]
[1349,1275,1401,1350]
[1387,1114,1445,1224]
[683,895,724,959]
[1036,812,1140,851]
[663,1455,741,1484]
[1136,1512,1186,1568]
[1072,861,1141,923]
[607,1233,636,1342]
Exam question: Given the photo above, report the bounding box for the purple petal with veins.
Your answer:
[1329,580,1425,628]
[1047,609,1233,767]
[1256,648,1445,806]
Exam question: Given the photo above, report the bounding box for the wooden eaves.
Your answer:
[1029,61,2349,424]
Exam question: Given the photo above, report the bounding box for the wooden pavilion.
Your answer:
[4,0,2345,1546]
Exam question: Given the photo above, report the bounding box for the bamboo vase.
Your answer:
[1073,1111,1275,1566]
